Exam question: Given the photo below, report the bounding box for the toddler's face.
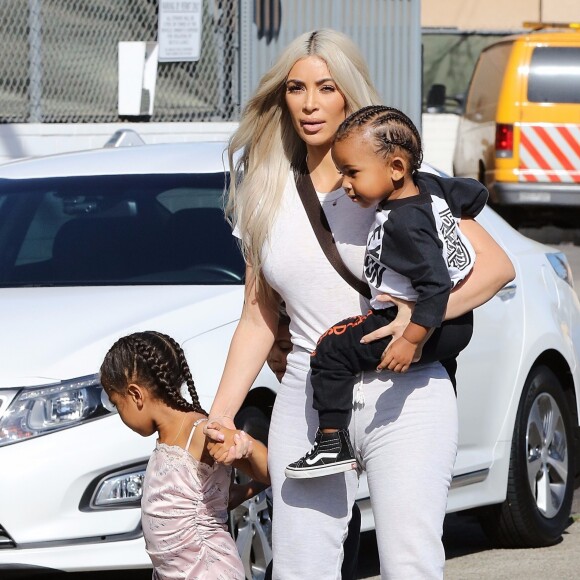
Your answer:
[332,132,396,208]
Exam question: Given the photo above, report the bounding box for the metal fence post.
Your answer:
[28,0,42,122]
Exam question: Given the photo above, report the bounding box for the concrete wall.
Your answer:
[421,113,459,176]
[0,122,238,165]
[422,0,580,31]
[0,117,459,178]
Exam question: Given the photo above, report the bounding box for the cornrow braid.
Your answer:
[100,331,207,415]
[335,105,423,173]
[162,334,206,415]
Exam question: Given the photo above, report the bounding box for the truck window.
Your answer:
[528,47,580,104]
[465,42,513,121]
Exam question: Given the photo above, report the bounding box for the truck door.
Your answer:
[519,44,580,185]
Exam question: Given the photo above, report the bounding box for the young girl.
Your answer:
[100,330,269,580]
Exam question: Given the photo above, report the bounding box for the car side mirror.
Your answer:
[426,83,447,113]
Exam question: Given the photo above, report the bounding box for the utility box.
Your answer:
[118,41,159,117]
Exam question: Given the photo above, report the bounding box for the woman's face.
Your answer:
[285,56,347,149]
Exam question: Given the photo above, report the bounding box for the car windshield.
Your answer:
[0,173,245,287]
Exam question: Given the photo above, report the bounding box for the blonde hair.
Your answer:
[226,29,381,296]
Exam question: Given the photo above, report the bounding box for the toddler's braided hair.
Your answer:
[334,105,423,173]
[100,331,206,414]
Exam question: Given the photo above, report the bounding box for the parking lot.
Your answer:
[7,228,580,580]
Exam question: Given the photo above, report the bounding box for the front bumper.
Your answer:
[0,536,150,573]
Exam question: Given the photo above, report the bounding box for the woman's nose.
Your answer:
[303,89,318,112]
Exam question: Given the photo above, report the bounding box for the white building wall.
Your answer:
[421,113,460,176]
[0,117,459,174]
[0,122,238,166]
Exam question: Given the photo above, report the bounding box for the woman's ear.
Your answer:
[127,383,145,410]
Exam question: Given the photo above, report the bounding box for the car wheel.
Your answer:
[480,365,575,547]
[229,406,273,580]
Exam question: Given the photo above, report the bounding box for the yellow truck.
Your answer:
[453,24,580,226]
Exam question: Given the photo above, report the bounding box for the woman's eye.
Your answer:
[321,85,336,92]
[286,85,301,93]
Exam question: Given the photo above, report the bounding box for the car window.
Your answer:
[0,173,244,286]
[528,46,580,104]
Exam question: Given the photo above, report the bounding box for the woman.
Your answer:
[206,29,514,579]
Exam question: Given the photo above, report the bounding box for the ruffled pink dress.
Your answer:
[141,417,244,580]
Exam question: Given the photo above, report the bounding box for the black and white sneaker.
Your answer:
[285,429,357,479]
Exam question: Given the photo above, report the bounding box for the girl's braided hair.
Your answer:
[334,105,423,173]
[100,331,206,414]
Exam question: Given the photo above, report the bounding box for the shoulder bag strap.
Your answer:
[294,170,371,300]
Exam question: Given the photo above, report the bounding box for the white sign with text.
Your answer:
[158,0,203,62]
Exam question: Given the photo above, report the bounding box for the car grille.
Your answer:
[0,524,15,548]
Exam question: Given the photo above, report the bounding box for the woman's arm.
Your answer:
[444,217,515,319]
[205,265,279,447]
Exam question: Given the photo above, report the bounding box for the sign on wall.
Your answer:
[158,0,203,62]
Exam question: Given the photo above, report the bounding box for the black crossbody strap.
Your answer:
[294,171,372,300]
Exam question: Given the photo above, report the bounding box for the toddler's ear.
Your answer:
[390,156,407,182]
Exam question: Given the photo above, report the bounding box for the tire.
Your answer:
[479,365,575,547]
[229,406,273,580]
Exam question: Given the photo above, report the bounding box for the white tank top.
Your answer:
[260,173,375,360]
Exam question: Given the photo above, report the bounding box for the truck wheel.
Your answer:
[229,406,273,579]
[480,366,575,547]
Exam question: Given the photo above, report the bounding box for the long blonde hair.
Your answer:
[226,29,381,296]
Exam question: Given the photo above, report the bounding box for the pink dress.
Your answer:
[141,417,244,580]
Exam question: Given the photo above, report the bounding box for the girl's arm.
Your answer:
[205,265,279,452]
[361,217,515,345]
[233,438,270,485]
[229,480,270,510]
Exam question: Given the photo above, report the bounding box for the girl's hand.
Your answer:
[360,294,414,346]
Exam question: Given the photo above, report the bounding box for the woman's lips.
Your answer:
[301,120,324,133]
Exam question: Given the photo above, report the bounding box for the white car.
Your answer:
[0,139,578,578]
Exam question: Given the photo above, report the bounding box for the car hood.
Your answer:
[0,285,244,388]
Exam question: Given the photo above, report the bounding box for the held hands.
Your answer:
[204,416,254,465]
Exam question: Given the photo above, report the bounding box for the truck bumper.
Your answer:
[491,181,580,206]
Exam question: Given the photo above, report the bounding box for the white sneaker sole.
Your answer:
[285,460,357,479]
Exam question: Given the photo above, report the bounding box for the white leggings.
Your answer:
[267,350,458,580]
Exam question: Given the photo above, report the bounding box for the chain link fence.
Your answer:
[0,0,239,123]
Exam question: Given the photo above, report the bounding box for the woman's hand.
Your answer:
[205,418,254,465]
[360,295,413,345]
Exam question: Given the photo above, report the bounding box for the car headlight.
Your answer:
[88,465,147,510]
[0,374,116,447]
[546,252,574,288]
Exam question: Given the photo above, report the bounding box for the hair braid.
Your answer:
[100,331,206,415]
[163,334,207,415]
[335,105,423,173]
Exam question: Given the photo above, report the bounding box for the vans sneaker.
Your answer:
[285,429,357,479]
